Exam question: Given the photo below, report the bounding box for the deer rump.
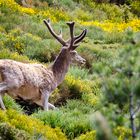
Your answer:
[0,59,54,107]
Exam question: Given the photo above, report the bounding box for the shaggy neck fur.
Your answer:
[52,48,71,86]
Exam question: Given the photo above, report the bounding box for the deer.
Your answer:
[0,19,87,111]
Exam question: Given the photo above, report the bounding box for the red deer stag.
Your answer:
[0,19,87,111]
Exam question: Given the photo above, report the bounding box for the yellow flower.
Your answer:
[114,126,132,140]
[2,109,67,140]
[79,19,140,32]
[75,130,96,140]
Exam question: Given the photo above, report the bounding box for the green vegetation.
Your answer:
[0,0,140,139]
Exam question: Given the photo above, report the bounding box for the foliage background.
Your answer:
[0,0,140,139]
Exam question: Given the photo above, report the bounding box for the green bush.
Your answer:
[24,39,60,62]
[92,62,112,76]
[72,8,93,21]
[102,42,140,107]
[61,100,94,114]
[20,21,49,39]
[3,95,22,112]
[131,0,140,17]
[89,111,114,140]
[33,99,100,139]
[58,0,77,10]
[103,31,125,44]
[33,102,93,140]
[0,12,23,32]
[68,66,89,80]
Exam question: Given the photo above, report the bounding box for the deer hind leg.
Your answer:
[0,82,8,110]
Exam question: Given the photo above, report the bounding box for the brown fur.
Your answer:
[0,59,56,107]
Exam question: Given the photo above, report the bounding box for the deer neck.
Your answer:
[52,49,71,86]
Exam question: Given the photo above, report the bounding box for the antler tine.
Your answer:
[66,22,75,48]
[74,30,86,42]
[66,29,86,44]
[43,19,66,46]
[74,29,87,45]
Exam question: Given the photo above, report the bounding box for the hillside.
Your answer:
[0,0,140,139]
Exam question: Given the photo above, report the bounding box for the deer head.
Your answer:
[43,19,87,65]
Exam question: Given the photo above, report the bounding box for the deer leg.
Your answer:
[0,82,7,110]
[0,95,6,110]
[48,103,55,110]
[42,92,50,111]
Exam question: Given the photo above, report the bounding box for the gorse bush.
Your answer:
[1,0,139,32]
[3,28,25,54]
[0,27,60,62]
[59,75,93,99]
[0,0,70,21]
[0,109,67,140]
[0,0,35,14]
[53,74,102,108]
[80,19,140,32]
[114,126,132,140]
[75,131,96,140]
[0,48,30,62]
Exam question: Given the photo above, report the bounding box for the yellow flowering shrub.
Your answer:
[59,75,102,106]
[0,0,70,22]
[0,0,35,14]
[114,126,132,140]
[0,48,30,62]
[82,93,100,106]
[75,131,96,140]
[4,35,25,54]
[1,0,139,32]
[0,109,67,140]
[65,75,93,95]
[79,19,140,32]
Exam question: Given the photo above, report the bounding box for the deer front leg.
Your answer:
[48,103,55,110]
[0,83,7,110]
[0,95,6,110]
[42,92,50,111]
